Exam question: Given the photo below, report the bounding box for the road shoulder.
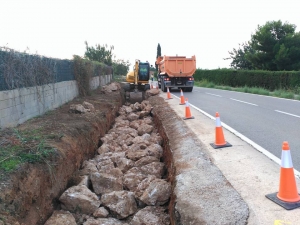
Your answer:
[162,92,300,225]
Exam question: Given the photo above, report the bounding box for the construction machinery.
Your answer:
[123,60,151,103]
[156,55,196,92]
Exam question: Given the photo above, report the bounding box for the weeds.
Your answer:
[0,128,56,173]
[113,75,126,82]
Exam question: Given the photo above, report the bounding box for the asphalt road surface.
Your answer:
[171,86,300,172]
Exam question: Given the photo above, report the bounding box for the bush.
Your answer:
[73,55,112,96]
[194,69,300,91]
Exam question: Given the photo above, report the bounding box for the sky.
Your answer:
[1,0,299,70]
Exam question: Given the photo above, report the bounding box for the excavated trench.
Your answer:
[0,83,249,225]
[0,84,178,225]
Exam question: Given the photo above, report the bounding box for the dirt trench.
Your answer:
[0,84,179,225]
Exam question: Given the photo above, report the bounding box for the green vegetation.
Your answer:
[113,74,126,82]
[156,43,161,72]
[84,41,130,75]
[226,20,300,71]
[195,79,299,100]
[194,69,300,91]
[113,59,130,75]
[0,128,57,174]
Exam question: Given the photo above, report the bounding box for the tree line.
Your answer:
[225,20,300,71]
[84,41,130,75]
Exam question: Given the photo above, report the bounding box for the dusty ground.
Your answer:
[0,85,125,225]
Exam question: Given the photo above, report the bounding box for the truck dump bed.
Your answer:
[156,55,196,77]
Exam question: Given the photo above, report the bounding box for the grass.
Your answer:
[0,128,57,174]
[195,79,299,100]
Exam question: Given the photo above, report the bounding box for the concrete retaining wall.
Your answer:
[0,75,112,128]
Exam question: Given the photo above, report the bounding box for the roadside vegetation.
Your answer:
[197,19,300,101]
[0,127,59,178]
[113,74,127,82]
[194,79,300,101]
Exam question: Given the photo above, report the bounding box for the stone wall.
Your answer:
[0,74,112,128]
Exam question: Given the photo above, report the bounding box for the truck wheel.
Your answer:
[161,81,167,92]
[186,87,193,92]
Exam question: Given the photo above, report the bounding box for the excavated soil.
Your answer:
[0,85,176,225]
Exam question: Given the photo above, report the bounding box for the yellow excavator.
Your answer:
[123,59,151,103]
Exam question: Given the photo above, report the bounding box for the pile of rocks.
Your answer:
[45,101,171,225]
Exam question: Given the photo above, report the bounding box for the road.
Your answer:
[171,86,300,172]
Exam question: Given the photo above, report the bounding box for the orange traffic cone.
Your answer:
[179,89,185,105]
[266,141,300,210]
[166,87,172,100]
[210,112,231,149]
[182,98,194,120]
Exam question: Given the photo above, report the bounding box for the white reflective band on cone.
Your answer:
[281,150,293,168]
[216,117,221,127]
[185,102,189,107]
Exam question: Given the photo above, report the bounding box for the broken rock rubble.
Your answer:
[45,101,171,225]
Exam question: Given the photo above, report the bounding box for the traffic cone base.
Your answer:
[210,142,232,149]
[266,193,300,210]
[266,141,300,210]
[183,116,194,120]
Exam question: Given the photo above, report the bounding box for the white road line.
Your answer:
[275,110,300,118]
[206,92,222,97]
[230,98,258,106]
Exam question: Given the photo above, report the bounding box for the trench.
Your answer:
[0,86,179,225]
[1,84,250,224]
[42,93,177,224]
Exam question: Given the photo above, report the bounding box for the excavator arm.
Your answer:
[129,60,143,103]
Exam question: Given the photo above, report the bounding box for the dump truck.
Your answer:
[123,60,151,103]
[156,55,196,92]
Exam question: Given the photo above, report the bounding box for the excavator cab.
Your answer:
[138,62,150,81]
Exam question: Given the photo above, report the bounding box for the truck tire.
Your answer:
[161,81,167,92]
[186,87,193,92]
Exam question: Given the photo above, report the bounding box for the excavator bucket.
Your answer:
[129,91,143,103]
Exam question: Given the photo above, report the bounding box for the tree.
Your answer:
[156,43,161,71]
[112,59,131,75]
[227,20,300,71]
[246,20,300,71]
[225,42,254,70]
[84,41,114,66]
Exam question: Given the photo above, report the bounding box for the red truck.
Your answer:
[156,55,196,92]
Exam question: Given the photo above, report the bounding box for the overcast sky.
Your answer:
[1,0,299,69]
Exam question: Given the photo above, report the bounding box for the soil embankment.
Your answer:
[0,84,123,224]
